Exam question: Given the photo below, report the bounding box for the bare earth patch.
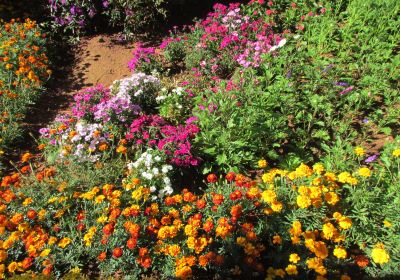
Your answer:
[23,33,136,139]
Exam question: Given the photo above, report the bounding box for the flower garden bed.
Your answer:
[0,0,399,279]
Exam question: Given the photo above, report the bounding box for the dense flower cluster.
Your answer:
[1,0,399,279]
[0,18,50,160]
[40,118,112,162]
[126,149,174,199]
[72,73,159,124]
[0,151,398,278]
[126,114,200,166]
[156,2,282,77]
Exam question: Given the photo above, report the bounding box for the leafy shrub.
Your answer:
[193,76,290,173]
[105,0,169,38]
[46,0,105,41]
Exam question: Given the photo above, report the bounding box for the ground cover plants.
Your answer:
[0,0,399,279]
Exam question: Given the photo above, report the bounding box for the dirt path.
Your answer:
[24,34,135,139]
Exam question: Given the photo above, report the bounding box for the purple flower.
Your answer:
[365,154,379,163]
[339,86,354,95]
[335,81,349,87]
[88,8,97,18]
[362,118,369,124]
[70,5,77,15]
[102,1,109,8]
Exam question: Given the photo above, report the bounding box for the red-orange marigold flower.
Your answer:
[113,247,123,258]
[207,174,218,183]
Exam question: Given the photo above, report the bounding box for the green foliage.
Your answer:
[193,77,291,173]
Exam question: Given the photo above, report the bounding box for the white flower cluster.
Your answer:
[127,149,174,200]
[111,72,160,100]
[156,87,184,109]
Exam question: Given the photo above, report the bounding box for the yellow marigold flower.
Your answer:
[47,236,57,245]
[309,186,322,199]
[95,195,105,204]
[291,236,301,244]
[383,220,392,228]
[110,198,121,207]
[290,221,302,236]
[261,189,277,204]
[371,244,390,264]
[184,224,198,237]
[338,216,352,230]
[54,209,65,218]
[272,235,282,245]
[313,241,328,259]
[306,257,327,275]
[338,172,358,185]
[285,264,298,275]
[324,192,340,205]
[289,253,300,264]
[48,197,58,203]
[111,190,122,198]
[167,244,181,256]
[313,163,325,174]
[295,163,313,178]
[297,195,312,208]
[358,167,371,177]
[186,236,209,254]
[247,187,260,198]
[298,185,310,196]
[22,197,33,206]
[70,267,81,274]
[0,250,7,262]
[131,187,144,200]
[7,261,18,273]
[182,204,192,213]
[354,147,365,156]
[236,237,246,246]
[322,223,338,240]
[58,237,72,249]
[392,149,400,157]
[40,248,51,257]
[324,172,337,182]
[262,172,275,183]
[116,145,127,154]
[274,269,285,278]
[97,215,108,224]
[333,246,347,259]
[258,159,268,168]
[175,265,192,279]
[271,200,283,212]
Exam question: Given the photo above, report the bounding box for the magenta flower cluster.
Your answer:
[127,44,156,72]
[126,115,200,167]
[71,84,139,123]
[189,3,282,72]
